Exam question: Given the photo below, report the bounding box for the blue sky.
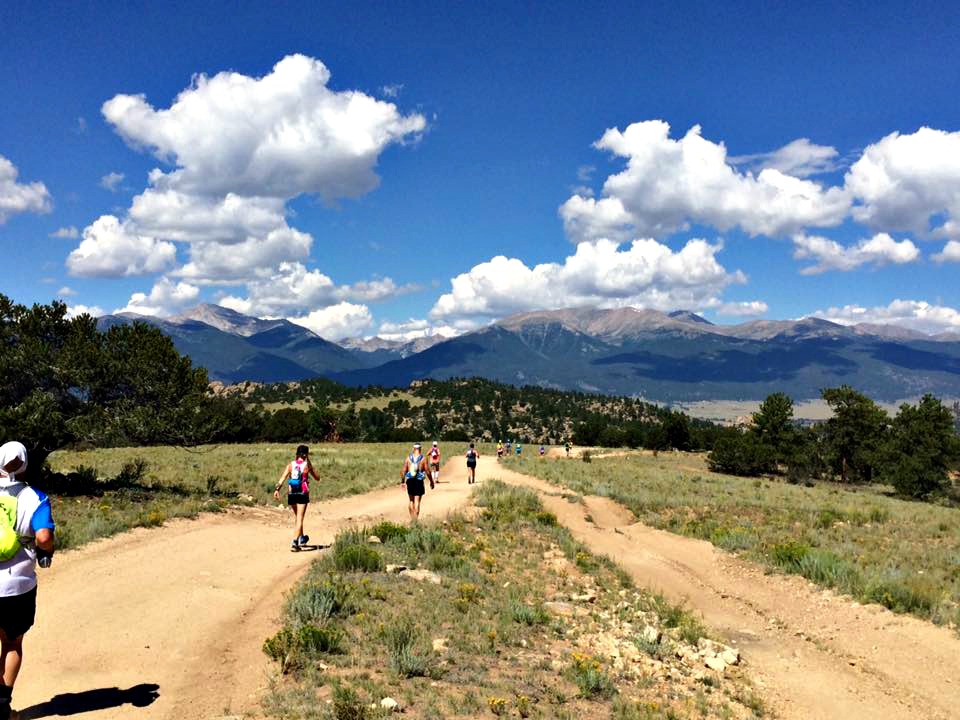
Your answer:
[2,1,959,339]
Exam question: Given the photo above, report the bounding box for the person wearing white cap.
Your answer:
[400,442,430,522]
[0,442,56,720]
[428,441,441,486]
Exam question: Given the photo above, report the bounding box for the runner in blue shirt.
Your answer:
[1,442,55,720]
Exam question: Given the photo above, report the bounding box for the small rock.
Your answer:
[544,601,576,616]
[432,638,449,652]
[380,697,400,711]
[367,535,382,544]
[550,659,565,672]
[399,569,442,584]
[571,589,598,603]
[720,648,740,666]
[385,564,407,574]
[705,656,727,672]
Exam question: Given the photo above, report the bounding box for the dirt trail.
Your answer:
[14,465,476,720]
[491,463,960,720]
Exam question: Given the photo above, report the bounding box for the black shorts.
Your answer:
[467,461,476,469]
[288,492,310,506]
[0,586,37,639]
[406,477,425,498]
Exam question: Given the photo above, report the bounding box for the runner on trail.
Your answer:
[465,443,479,484]
[1,442,55,720]
[273,444,320,552]
[401,443,430,522]
[428,441,441,485]
[496,441,504,461]
[515,443,522,457]
[539,444,546,457]
[565,441,571,458]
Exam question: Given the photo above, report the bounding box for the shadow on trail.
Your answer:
[18,683,159,718]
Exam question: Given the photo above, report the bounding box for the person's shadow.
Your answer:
[18,683,159,718]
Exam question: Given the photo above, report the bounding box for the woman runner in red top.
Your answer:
[274,445,320,551]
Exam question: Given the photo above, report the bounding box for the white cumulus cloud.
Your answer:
[49,226,79,239]
[100,171,125,192]
[729,138,841,178]
[102,53,425,201]
[217,262,416,316]
[846,127,960,239]
[716,300,769,317]
[792,232,920,274]
[116,277,200,317]
[56,286,77,297]
[933,240,960,264]
[67,215,177,277]
[430,238,746,325]
[65,304,104,318]
[560,121,850,242]
[813,299,960,335]
[0,154,52,223]
[287,302,373,341]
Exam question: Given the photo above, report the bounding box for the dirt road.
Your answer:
[14,468,477,720]
[493,463,960,720]
[17,457,960,719]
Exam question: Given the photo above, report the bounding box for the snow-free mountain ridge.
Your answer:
[95,304,960,401]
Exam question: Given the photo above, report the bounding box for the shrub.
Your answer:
[771,541,810,570]
[298,624,345,656]
[582,449,593,463]
[509,599,549,626]
[331,684,371,720]
[262,628,298,674]
[569,652,617,699]
[383,622,431,678]
[368,520,410,543]
[333,544,384,573]
[285,576,354,627]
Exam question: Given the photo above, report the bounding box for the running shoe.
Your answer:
[291,540,301,552]
[299,534,310,547]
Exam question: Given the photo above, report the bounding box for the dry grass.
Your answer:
[45,443,419,551]
[507,451,960,626]
[263,482,764,720]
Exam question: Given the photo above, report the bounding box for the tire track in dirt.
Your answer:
[492,464,960,720]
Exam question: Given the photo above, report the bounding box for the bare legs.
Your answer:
[407,495,422,522]
[289,503,307,542]
[0,630,23,719]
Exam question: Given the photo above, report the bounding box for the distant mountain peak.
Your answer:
[172,304,285,337]
[669,310,714,325]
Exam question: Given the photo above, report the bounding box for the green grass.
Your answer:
[505,451,960,626]
[263,481,763,720]
[44,442,421,551]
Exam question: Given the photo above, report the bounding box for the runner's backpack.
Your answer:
[406,453,424,480]
[289,459,307,493]
[0,483,26,562]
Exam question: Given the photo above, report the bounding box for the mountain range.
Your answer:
[95,304,960,401]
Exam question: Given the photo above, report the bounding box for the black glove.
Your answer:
[36,547,54,568]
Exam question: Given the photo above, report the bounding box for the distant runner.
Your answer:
[428,441,441,486]
[401,443,430,522]
[515,443,522,457]
[465,443,479,484]
[1,441,56,720]
[274,444,320,552]
[539,444,546,457]
[496,441,504,461]
[565,441,571,458]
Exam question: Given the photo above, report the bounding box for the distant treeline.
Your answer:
[708,389,960,500]
[221,376,725,451]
